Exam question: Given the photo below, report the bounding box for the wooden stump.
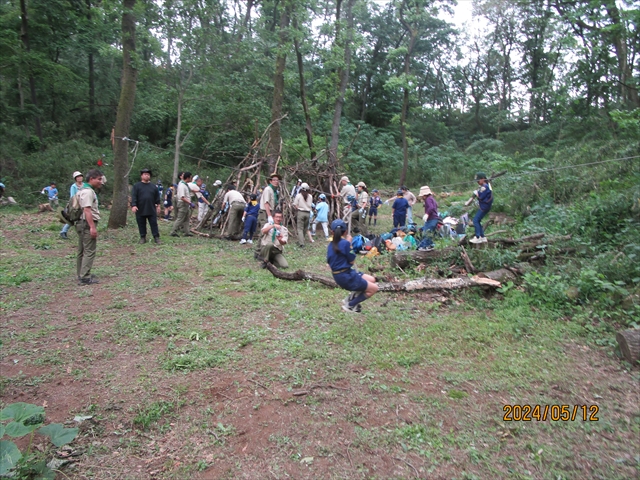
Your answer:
[616,328,640,364]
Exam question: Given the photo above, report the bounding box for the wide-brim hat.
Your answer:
[419,185,432,197]
[356,181,367,188]
[269,172,282,180]
[301,182,310,190]
[340,176,350,184]
[140,168,152,176]
[72,171,83,180]
[213,180,222,186]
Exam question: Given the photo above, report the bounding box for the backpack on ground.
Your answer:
[61,187,88,225]
[351,234,365,253]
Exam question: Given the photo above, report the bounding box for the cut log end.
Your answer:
[616,329,640,364]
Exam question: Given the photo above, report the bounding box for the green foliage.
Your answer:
[133,401,175,430]
[0,402,78,477]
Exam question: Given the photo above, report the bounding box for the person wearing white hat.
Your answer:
[420,185,439,235]
[60,171,84,239]
[293,182,313,247]
[291,179,303,198]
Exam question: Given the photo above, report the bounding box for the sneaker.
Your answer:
[78,277,100,286]
[239,238,247,244]
[341,303,362,313]
[469,236,482,244]
[481,237,488,243]
[247,239,253,244]
[60,232,68,239]
[418,245,435,252]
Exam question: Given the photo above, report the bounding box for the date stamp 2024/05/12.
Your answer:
[503,404,599,422]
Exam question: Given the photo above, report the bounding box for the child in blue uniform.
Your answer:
[391,189,409,228]
[240,193,260,244]
[368,189,382,226]
[469,172,493,244]
[327,219,378,313]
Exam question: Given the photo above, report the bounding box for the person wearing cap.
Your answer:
[391,189,410,228]
[259,210,289,269]
[368,189,383,227]
[240,193,260,244]
[76,169,104,285]
[327,219,378,313]
[170,171,195,237]
[60,171,84,239]
[469,172,493,244]
[291,179,303,198]
[401,186,417,225]
[163,184,175,220]
[292,182,313,247]
[255,173,281,256]
[351,182,369,235]
[222,185,247,239]
[312,194,330,240]
[131,168,161,244]
[42,182,59,210]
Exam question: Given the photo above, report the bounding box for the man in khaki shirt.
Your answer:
[255,173,281,258]
[222,185,247,239]
[76,169,103,285]
[259,211,289,269]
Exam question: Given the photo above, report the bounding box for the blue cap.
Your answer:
[331,219,347,231]
[319,193,326,199]
[397,189,403,195]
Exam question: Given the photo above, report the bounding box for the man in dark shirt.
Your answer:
[131,168,161,244]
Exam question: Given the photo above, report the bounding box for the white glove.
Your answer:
[473,190,478,197]
[268,215,274,224]
[241,217,245,222]
[423,214,429,222]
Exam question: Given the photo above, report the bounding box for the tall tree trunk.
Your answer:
[172,90,183,184]
[604,1,639,108]
[267,3,291,174]
[398,31,416,187]
[17,70,30,136]
[108,0,138,229]
[19,0,43,146]
[328,0,355,170]
[293,18,316,161]
[87,0,95,130]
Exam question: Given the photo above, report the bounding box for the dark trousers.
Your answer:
[393,213,406,228]
[242,215,257,239]
[473,209,489,238]
[76,220,97,280]
[136,213,159,238]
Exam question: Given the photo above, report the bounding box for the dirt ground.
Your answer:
[1,211,638,479]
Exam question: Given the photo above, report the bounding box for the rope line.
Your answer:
[114,136,639,191]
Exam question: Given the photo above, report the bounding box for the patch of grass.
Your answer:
[161,346,239,372]
[133,400,176,430]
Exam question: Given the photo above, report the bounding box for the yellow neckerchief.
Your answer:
[251,200,258,206]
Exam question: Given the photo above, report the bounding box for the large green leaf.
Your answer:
[0,440,22,475]
[4,421,39,437]
[0,403,45,422]
[37,424,78,447]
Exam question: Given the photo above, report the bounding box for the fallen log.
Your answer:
[460,247,476,273]
[391,247,457,269]
[616,328,640,364]
[264,262,503,291]
[489,233,546,245]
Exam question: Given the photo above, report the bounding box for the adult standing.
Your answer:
[42,182,59,209]
[419,185,439,234]
[60,171,84,239]
[469,172,493,244]
[291,179,303,198]
[338,176,356,219]
[76,169,103,285]
[195,177,210,222]
[222,185,247,239]
[170,172,195,237]
[255,173,281,257]
[401,186,417,225]
[351,182,369,235]
[293,182,313,247]
[131,168,161,244]
[259,211,289,269]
